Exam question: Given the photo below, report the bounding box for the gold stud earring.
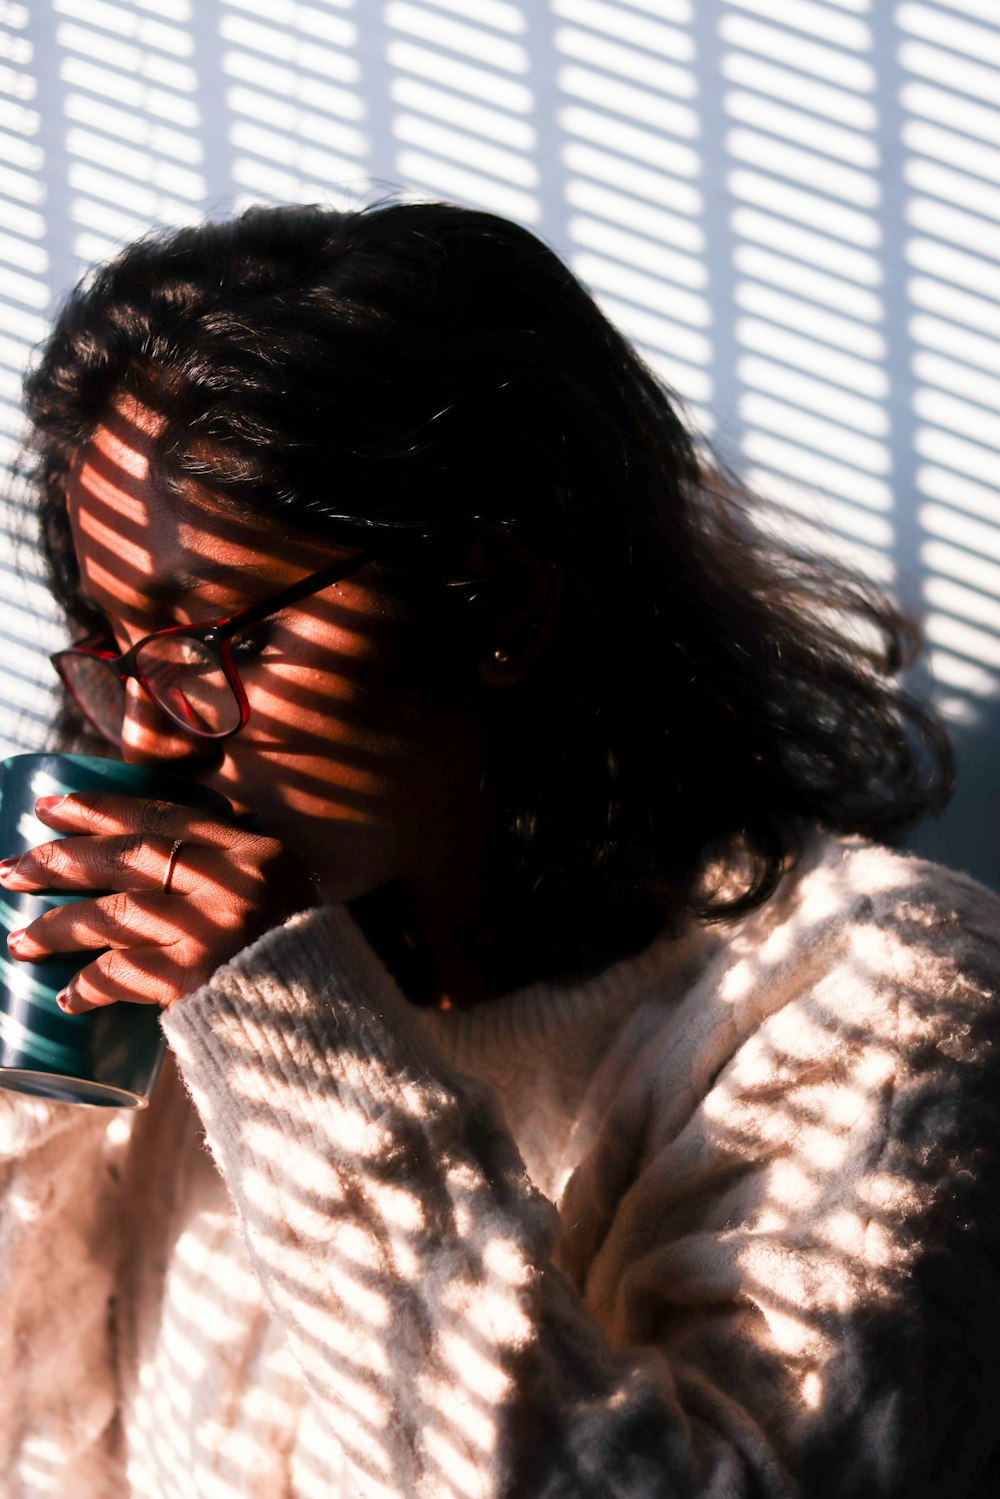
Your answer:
[493,648,511,664]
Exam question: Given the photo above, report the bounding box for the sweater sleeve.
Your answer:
[556,846,1000,1499]
[0,1093,128,1497]
[159,864,1000,1499]
[161,902,766,1499]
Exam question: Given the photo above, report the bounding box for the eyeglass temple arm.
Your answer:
[212,523,495,631]
[206,550,373,637]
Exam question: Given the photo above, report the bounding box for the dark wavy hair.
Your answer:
[17,199,954,988]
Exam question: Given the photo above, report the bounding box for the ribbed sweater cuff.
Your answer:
[159,902,451,1113]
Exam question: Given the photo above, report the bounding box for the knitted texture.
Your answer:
[2,829,1000,1496]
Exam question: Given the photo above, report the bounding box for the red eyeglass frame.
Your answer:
[49,548,373,743]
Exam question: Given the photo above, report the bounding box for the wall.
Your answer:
[1,0,997,885]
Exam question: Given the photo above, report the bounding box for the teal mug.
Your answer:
[0,753,233,1108]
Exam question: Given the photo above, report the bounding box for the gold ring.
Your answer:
[162,838,185,894]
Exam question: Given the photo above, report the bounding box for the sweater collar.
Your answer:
[415,913,721,1067]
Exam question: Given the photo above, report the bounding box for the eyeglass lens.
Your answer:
[138,636,240,734]
[61,636,242,741]
[59,655,126,742]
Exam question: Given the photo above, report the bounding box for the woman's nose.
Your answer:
[119,678,220,768]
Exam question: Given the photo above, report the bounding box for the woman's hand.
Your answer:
[0,792,319,1012]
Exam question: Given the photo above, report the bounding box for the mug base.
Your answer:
[0,1067,148,1108]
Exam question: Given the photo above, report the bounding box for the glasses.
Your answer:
[50,549,372,744]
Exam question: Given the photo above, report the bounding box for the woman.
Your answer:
[3,200,1000,1497]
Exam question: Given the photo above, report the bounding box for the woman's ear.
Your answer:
[463,524,566,688]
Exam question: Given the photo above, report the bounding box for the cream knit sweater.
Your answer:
[2,828,1000,1498]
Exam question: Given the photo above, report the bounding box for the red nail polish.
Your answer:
[0,858,19,879]
[7,929,24,951]
[35,795,68,815]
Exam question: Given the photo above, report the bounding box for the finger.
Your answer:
[7,890,184,960]
[33,790,241,851]
[0,833,210,894]
[57,942,202,1013]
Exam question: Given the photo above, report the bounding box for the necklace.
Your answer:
[400,920,456,1009]
[349,885,460,1009]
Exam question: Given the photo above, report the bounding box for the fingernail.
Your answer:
[35,795,68,815]
[7,929,24,951]
[56,989,73,1011]
[0,858,21,882]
